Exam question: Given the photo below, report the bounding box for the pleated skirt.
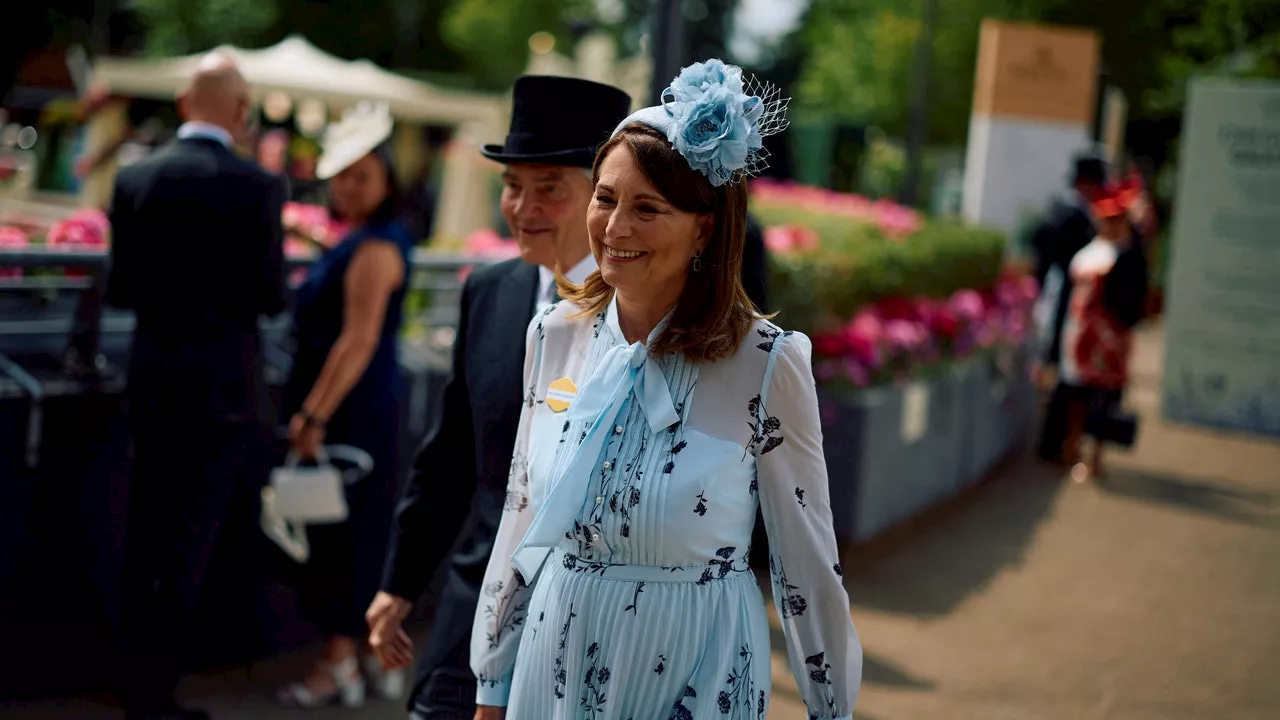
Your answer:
[507,552,772,719]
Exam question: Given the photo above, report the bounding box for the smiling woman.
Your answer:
[560,123,755,362]
[470,60,862,720]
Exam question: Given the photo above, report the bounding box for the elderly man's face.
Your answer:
[499,163,593,270]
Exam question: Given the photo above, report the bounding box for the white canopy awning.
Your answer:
[90,35,506,130]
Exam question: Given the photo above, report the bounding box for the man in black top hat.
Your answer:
[364,76,634,720]
[1032,151,1107,461]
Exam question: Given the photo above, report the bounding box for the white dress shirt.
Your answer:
[537,254,597,313]
[176,121,233,147]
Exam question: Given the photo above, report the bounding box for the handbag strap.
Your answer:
[282,444,374,483]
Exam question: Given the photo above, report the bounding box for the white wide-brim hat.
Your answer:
[316,101,394,180]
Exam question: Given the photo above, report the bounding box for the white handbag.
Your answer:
[260,445,373,563]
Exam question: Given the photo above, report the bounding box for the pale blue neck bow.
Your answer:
[512,324,680,583]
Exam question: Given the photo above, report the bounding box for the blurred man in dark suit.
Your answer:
[106,52,286,720]
[1032,153,1106,462]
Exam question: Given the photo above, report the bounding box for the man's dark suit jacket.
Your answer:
[1031,197,1094,367]
[106,135,286,712]
[107,136,287,423]
[383,257,538,705]
[384,231,772,710]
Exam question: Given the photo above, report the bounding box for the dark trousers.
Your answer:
[1037,380,1072,461]
[410,634,474,719]
[293,453,399,639]
[119,418,268,712]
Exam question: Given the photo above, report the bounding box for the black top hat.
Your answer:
[482,76,632,168]
[1072,152,1108,185]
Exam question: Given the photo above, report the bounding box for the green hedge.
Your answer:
[755,204,1007,336]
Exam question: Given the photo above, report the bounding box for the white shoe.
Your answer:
[276,655,366,709]
[363,653,407,700]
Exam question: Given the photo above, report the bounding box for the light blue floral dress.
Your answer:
[470,297,862,719]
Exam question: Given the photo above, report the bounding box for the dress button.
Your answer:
[614,425,624,435]
[595,496,603,505]
[602,461,613,470]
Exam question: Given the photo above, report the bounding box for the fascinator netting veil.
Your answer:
[613,58,789,187]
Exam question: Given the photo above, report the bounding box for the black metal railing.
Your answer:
[0,247,498,465]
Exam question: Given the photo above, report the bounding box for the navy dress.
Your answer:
[283,217,415,638]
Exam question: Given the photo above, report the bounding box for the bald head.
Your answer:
[178,52,251,138]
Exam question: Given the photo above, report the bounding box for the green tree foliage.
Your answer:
[439,0,595,87]
[794,0,1028,145]
[792,0,1279,147]
[134,0,279,56]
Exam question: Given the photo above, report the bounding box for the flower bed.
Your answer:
[0,208,110,282]
[751,181,1039,543]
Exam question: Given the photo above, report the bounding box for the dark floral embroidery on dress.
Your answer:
[804,651,839,715]
[745,395,784,458]
[624,582,645,614]
[592,310,605,338]
[482,577,529,649]
[609,433,647,538]
[770,554,808,618]
[579,641,612,718]
[654,654,666,675]
[662,382,697,474]
[553,604,577,700]
[754,325,793,352]
[698,546,750,585]
[503,490,528,512]
[668,686,697,720]
[717,645,761,716]
[833,562,844,577]
[795,487,807,509]
[693,491,708,516]
[530,610,545,641]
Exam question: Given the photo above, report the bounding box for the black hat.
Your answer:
[482,76,632,168]
[1072,152,1108,185]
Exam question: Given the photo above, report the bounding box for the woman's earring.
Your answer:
[691,251,702,273]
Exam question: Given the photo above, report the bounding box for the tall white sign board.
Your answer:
[962,20,1100,240]
[1162,79,1280,437]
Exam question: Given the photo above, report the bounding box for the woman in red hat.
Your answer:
[1056,184,1139,478]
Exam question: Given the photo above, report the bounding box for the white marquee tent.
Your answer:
[81,36,507,238]
[90,34,506,128]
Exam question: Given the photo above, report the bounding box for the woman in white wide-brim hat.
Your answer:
[276,102,415,709]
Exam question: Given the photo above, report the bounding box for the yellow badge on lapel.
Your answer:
[545,377,578,413]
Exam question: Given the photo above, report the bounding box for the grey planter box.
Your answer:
[821,363,971,544]
[961,346,1036,485]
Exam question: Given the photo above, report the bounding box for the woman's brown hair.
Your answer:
[557,123,759,363]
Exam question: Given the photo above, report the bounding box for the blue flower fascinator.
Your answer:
[612,58,789,187]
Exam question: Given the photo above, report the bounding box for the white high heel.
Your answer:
[276,655,366,708]
[363,653,407,700]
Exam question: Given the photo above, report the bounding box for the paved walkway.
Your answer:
[7,325,1279,720]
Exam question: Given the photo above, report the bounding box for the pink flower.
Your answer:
[462,228,520,259]
[913,297,938,325]
[812,332,846,359]
[284,238,314,259]
[930,304,960,340]
[1017,274,1040,302]
[814,359,841,382]
[0,226,28,280]
[877,297,917,321]
[841,358,870,388]
[764,225,795,254]
[883,319,924,353]
[845,333,880,370]
[947,289,985,323]
[67,209,110,242]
